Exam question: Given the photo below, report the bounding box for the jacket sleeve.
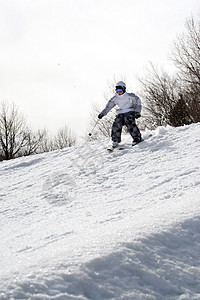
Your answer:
[100,96,116,116]
[129,93,142,113]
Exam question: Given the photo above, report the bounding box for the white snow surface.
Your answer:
[1,123,200,300]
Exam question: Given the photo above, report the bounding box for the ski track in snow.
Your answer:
[0,123,200,299]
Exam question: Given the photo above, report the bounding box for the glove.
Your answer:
[135,112,141,119]
[98,113,104,119]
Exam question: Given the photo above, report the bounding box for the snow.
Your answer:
[1,123,200,300]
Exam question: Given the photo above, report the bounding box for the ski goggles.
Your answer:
[116,88,123,93]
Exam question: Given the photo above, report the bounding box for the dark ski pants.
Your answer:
[111,112,141,143]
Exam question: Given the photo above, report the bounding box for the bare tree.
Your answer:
[138,64,180,127]
[37,128,54,153]
[0,102,78,160]
[53,126,76,149]
[170,15,200,122]
[171,16,200,85]
[138,15,200,128]
[38,126,76,152]
[0,102,29,160]
[23,129,46,156]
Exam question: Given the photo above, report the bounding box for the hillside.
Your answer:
[1,123,200,299]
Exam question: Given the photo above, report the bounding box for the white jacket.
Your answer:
[101,92,142,116]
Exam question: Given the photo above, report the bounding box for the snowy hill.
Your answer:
[1,123,200,300]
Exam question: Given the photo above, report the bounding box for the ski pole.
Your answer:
[88,119,100,136]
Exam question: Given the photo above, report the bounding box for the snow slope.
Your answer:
[1,123,200,300]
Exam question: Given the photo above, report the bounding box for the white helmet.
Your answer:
[115,81,126,88]
[115,81,126,93]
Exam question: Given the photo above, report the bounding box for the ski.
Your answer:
[107,144,137,152]
[107,135,152,152]
[118,139,144,151]
[107,147,118,152]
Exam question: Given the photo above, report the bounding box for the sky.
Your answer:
[0,0,199,137]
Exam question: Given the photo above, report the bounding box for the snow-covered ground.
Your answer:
[1,123,200,300]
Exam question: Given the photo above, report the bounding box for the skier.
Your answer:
[98,81,142,148]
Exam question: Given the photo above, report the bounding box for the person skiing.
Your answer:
[98,81,142,148]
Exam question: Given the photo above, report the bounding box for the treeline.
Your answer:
[0,102,76,161]
[139,15,200,128]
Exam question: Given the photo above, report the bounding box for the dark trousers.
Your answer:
[111,112,141,143]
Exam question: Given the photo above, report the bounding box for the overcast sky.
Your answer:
[0,0,199,137]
